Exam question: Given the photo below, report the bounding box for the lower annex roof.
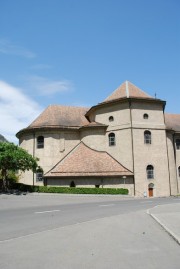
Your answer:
[45,142,133,178]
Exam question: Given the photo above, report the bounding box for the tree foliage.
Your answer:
[0,142,40,191]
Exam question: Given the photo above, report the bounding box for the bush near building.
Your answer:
[13,183,129,195]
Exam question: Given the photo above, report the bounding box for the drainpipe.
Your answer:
[129,100,135,196]
[33,133,35,186]
[165,134,172,196]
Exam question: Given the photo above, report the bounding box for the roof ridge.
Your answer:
[103,81,153,103]
[127,81,153,98]
[45,141,133,176]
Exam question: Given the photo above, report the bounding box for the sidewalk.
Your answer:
[148,202,180,245]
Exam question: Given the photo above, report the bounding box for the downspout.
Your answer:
[33,133,35,186]
[165,133,172,196]
[129,100,135,196]
[163,110,172,196]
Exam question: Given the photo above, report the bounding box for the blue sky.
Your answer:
[0,0,180,142]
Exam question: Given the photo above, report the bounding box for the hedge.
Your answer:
[12,183,129,195]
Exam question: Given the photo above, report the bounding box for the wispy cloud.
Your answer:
[0,39,36,58]
[0,80,43,143]
[27,75,73,96]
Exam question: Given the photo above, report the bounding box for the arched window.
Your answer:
[109,133,116,146]
[178,166,180,177]
[109,116,114,122]
[37,136,44,148]
[146,165,154,179]
[176,139,180,150]
[144,131,151,144]
[143,113,149,119]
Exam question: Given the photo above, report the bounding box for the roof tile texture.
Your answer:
[29,105,89,128]
[165,114,180,132]
[103,81,153,102]
[45,142,132,177]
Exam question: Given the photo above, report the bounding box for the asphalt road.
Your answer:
[0,194,180,269]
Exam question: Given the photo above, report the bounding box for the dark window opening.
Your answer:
[37,136,44,148]
[143,113,149,119]
[70,181,76,187]
[144,130,151,144]
[36,172,43,182]
[109,133,116,146]
[176,139,180,150]
[109,116,114,122]
[146,165,154,179]
[178,166,180,177]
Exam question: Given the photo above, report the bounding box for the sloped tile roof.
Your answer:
[165,114,180,132]
[28,105,89,128]
[45,142,133,177]
[103,81,153,103]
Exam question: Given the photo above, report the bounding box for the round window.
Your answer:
[143,113,149,119]
[109,116,114,122]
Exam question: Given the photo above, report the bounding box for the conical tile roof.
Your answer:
[103,81,153,103]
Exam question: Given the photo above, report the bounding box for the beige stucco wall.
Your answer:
[80,128,106,151]
[19,130,81,185]
[94,102,131,128]
[105,128,133,171]
[132,128,170,197]
[90,102,133,171]
[131,102,165,128]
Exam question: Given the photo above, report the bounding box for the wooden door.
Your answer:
[148,188,153,197]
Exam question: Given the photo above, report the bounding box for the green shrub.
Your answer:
[12,183,129,195]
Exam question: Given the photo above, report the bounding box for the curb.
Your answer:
[147,208,180,245]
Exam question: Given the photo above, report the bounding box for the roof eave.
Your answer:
[86,97,166,117]
[16,125,81,138]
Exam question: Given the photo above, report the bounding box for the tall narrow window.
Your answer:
[144,131,151,144]
[109,133,116,146]
[176,139,180,150]
[146,165,154,179]
[178,166,180,177]
[37,136,44,148]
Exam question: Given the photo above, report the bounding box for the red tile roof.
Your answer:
[165,114,180,132]
[103,81,153,103]
[45,142,133,177]
[28,105,89,128]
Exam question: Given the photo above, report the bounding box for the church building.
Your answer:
[16,81,180,197]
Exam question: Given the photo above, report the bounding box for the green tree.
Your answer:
[0,142,40,191]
